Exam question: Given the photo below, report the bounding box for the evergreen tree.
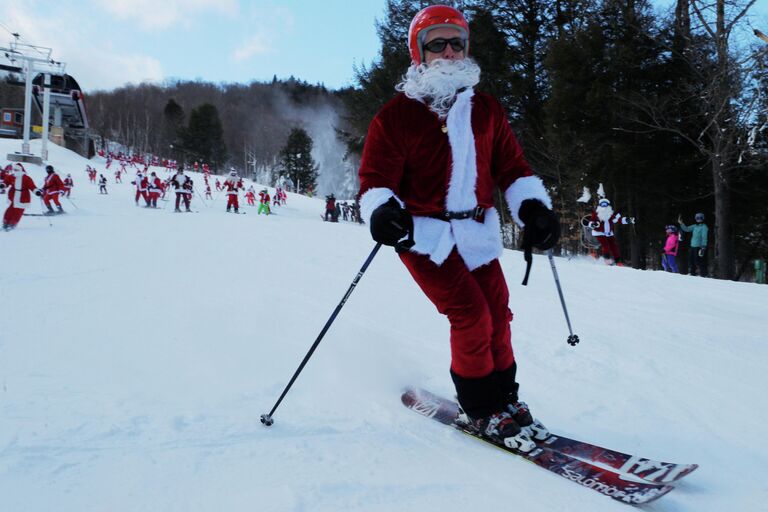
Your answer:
[343,0,426,154]
[279,128,319,194]
[163,99,185,161]
[179,103,228,170]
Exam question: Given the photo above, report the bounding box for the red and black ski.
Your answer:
[537,433,698,484]
[402,388,675,506]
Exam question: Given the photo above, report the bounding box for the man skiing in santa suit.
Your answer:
[1,163,41,230]
[359,5,558,451]
[223,170,242,213]
[42,165,65,214]
[63,174,74,197]
[171,168,192,212]
[589,197,634,264]
[147,172,163,207]
[133,172,149,206]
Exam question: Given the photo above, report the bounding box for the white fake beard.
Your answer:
[396,58,481,119]
[596,205,614,222]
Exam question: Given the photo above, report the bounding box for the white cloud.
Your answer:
[98,0,238,30]
[0,1,164,90]
[231,34,271,61]
[229,5,294,63]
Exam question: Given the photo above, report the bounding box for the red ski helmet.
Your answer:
[408,5,469,65]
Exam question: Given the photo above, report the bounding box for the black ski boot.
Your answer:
[497,362,549,441]
[465,410,536,452]
[506,400,549,441]
[451,369,536,452]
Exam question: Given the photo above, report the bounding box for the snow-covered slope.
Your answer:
[1,139,766,512]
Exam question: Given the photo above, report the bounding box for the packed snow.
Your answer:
[1,138,766,511]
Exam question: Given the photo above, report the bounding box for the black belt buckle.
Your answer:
[473,206,485,222]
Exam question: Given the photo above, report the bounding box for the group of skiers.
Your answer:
[324,194,362,223]
[1,159,293,229]
[245,185,284,215]
[1,162,72,229]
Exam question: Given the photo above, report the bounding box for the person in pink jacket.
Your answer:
[662,225,680,273]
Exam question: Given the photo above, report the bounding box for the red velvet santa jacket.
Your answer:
[589,209,630,237]
[5,171,38,209]
[43,173,64,194]
[223,179,242,194]
[358,89,551,270]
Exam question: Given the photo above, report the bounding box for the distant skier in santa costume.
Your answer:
[132,172,149,206]
[588,197,634,264]
[1,163,41,230]
[42,165,65,214]
[245,186,256,206]
[98,174,108,194]
[223,170,242,213]
[63,174,74,197]
[358,5,558,451]
[171,168,192,212]
[147,172,163,207]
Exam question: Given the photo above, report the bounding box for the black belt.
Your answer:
[432,206,486,222]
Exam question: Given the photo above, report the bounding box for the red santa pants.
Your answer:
[175,192,190,210]
[400,249,515,378]
[135,190,148,204]
[3,205,24,227]
[44,193,61,208]
[227,195,239,210]
[597,235,621,260]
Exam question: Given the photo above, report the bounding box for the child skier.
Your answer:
[661,225,679,273]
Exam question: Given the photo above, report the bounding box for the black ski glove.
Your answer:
[34,189,43,197]
[519,199,560,250]
[370,197,413,248]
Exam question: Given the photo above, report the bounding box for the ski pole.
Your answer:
[194,188,209,207]
[261,242,383,426]
[547,250,579,346]
[65,195,79,210]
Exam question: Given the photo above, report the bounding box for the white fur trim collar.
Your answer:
[445,89,477,212]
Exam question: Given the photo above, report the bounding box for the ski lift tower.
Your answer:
[1,37,65,164]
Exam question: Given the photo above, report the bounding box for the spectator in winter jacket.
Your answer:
[678,213,708,277]
[661,225,679,273]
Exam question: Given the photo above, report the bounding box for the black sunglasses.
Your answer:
[423,37,466,54]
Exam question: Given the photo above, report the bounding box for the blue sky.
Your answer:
[0,0,387,92]
[1,0,766,93]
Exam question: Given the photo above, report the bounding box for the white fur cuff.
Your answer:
[504,175,552,227]
[359,187,404,225]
